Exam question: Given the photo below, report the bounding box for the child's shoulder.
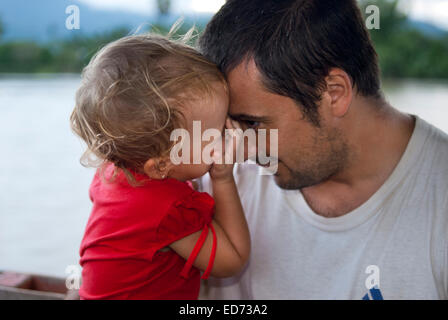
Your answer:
[84,168,215,259]
[90,165,209,212]
[139,177,197,204]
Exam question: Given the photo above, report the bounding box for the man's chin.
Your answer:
[272,171,318,190]
[273,174,300,190]
[259,160,306,189]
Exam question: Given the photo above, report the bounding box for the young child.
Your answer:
[70,34,251,300]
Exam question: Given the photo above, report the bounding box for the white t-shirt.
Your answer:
[198,116,448,300]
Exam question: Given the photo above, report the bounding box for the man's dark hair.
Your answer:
[199,0,381,125]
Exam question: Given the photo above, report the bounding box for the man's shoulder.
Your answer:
[414,118,448,217]
[415,118,448,176]
[408,117,448,174]
[420,117,448,152]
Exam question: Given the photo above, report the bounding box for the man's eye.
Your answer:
[243,120,260,129]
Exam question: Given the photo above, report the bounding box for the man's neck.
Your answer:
[301,98,416,218]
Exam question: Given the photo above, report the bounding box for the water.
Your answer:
[383,79,448,133]
[0,75,447,278]
[0,74,93,277]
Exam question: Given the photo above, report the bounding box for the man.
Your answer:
[196,0,448,299]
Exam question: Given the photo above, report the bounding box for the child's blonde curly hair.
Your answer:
[70,33,227,184]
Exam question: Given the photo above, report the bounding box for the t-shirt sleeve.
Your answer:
[155,190,217,279]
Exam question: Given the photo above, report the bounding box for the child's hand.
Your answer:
[209,118,243,182]
[170,118,250,278]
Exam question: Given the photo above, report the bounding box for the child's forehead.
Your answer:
[183,85,229,130]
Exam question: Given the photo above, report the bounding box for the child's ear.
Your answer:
[143,157,174,179]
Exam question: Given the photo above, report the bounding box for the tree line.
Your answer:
[0,0,447,78]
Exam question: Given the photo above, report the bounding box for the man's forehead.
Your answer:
[226,62,280,118]
[226,59,268,114]
[226,65,300,122]
[227,58,262,85]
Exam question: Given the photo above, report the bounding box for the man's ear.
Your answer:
[324,68,353,118]
[143,157,173,179]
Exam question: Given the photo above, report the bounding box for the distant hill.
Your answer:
[0,0,212,43]
[407,20,448,38]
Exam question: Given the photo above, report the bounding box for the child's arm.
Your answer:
[169,177,250,278]
[169,120,250,278]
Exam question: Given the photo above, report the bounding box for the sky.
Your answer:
[77,0,448,30]
[408,0,448,30]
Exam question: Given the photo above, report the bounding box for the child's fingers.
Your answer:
[232,119,242,129]
[223,117,254,163]
[225,117,243,131]
[222,124,244,164]
[212,148,222,164]
[225,118,234,130]
[230,119,256,162]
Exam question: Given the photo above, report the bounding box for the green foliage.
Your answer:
[0,42,52,72]
[360,0,448,79]
[0,1,447,77]
[0,28,129,73]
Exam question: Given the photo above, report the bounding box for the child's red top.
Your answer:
[79,164,217,300]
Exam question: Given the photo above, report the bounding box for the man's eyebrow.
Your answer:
[228,113,269,122]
